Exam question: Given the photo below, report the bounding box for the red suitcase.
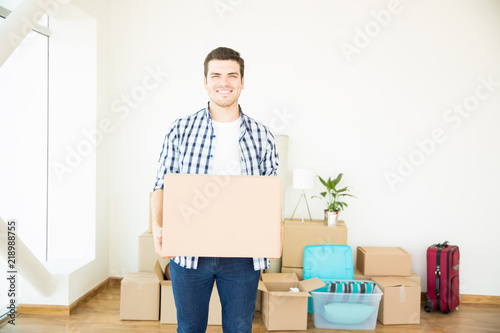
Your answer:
[424,241,460,313]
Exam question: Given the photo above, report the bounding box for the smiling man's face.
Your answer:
[204,59,244,111]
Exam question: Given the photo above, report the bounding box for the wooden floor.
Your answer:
[3,280,500,333]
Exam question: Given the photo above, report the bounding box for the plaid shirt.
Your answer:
[153,103,279,271]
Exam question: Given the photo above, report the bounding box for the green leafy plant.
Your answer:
[312,173,356,212]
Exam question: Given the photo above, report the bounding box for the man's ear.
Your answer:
[203,76,208,90]
[241,76,244,89]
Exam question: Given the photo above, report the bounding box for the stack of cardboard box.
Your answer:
[125,188,420,328]
[120,261,222,324]
[281,219,348,280]
[355,246,421,325]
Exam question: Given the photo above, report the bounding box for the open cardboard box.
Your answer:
[162,174,282,258]
[258,273,325,331]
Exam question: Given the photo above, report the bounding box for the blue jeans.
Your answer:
[170,257,261,333]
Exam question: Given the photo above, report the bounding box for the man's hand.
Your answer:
[154,227,175,259]
[151,189,175,259]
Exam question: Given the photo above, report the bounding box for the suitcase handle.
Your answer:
[437,241,449,248]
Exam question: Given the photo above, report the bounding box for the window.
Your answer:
[0,8,50,263]
[0,3,50,320]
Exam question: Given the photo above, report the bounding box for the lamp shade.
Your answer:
[292,169,315,190]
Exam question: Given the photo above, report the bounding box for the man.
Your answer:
[151,47,279,332]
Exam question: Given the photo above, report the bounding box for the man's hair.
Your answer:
[204,47,244,78]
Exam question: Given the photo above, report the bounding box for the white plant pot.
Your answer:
[327,211,338,227]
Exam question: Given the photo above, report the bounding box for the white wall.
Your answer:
[106,0,500,296]
[48,4,97,262]
[67,0,112,305]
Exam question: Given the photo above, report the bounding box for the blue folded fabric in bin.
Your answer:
[322,303,375,324]
[327,281,376,294]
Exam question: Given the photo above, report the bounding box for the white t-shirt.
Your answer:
[211,117,242,175]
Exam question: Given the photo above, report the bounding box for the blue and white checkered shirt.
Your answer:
[153,103,279,271]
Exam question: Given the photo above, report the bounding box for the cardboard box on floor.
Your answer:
[258,273,325,331]
[120,269,162,320]
[357,246,412,276]
[120,261,222,324]
[372,276,421,325]
[282,219,347,268]
[162,174,282,258]
[160,262,222,325]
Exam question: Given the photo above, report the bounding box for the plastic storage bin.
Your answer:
[311,283,383,330]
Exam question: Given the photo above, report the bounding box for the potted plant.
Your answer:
[312,173,356,226]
